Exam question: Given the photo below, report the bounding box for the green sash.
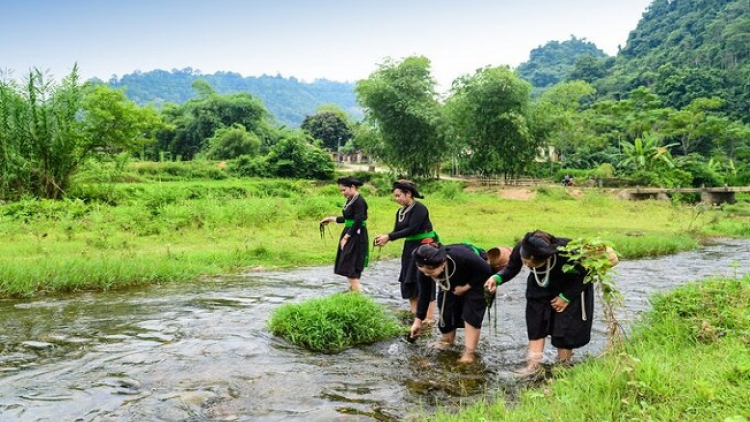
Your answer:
[344,219,369,267]
[405,230,440,243]
[462,241,485,257]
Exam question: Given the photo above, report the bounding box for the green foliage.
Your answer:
[649,276,750,338]
[300,109,353,151]
[267,293,404,352]
[446,66,535,177]
[227,154,269,178]
[153,86,273,161]
[0,67,165,200]
[677,156,727,187]
[205,124,262,160]
[601,0,750,123]
[515,35,609,91]
[264,132,334,180]
[561,237,622,348]
[355,56,447,177]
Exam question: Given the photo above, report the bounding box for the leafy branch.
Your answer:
[560,237,624,350]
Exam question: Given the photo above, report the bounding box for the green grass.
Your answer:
[1,178,748,298]
[427,276,750,422]
[267,293,405,352]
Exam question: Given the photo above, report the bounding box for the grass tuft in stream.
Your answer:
[267,292,405,352]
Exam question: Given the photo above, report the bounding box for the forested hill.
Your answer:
[515,35,609,92]
[601,0,750,121]
[513,0,749,122]
[104,68,361,127]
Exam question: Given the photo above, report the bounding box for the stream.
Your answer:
[1,238,749,422]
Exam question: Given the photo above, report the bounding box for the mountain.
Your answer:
[515,35,610,94]
[104,68,361,127]
[598,0,750,121]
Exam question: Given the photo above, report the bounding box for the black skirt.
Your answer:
[436,287,486,333]
[525,283,594,349]
[334,227,368,278]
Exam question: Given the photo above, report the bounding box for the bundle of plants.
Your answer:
[267,293,405,353]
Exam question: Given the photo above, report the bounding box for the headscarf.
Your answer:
[337,176,363,187]
[392,179,424,199]
[520,230,559,260]
[413,243,446,267]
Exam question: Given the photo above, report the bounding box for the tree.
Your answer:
[0,74,27,198]
[355,56,447,177]
[663,97,724,156]
[567,55,609,84]
[619,131,678,172]
[156,82,273,160]
[531,81,599,171]
[206,124,261,160]
[0,66,165,199]
[445,66,534,177]
[300,108,352,151]
[265,130,334,180]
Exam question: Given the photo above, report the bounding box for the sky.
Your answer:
[1,0,654,90]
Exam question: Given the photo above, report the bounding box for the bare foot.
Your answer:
[458,352,475,364]
[428,341,452,350]
[514,364,545,379]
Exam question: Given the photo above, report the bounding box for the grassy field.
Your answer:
[1,176,749,298]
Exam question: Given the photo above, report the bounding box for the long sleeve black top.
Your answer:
[495,239,588,301]
[387,201,433,241]
[335,195,367,236]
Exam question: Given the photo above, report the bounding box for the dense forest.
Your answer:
[515,36,610,95]
[2,0,750,201]
[104,68,361,127]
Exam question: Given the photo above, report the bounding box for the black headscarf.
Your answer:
[520,230,559,260]
[337,176,363,187]
[413,243,446,267]
[392,180,424,199]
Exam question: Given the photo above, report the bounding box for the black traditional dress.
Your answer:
[495,240,594,349]
[334,194,368,278]
[415,244,493,333]
[386,201,437,299]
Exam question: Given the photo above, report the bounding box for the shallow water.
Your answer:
[1,239,749,422]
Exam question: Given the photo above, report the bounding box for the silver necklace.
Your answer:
[432,256,456,291]
[531,254,557,288]
[343,194,359,212]
[432,255,456,328]
[397,202,415,222]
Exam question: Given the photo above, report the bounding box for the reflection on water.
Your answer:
[1,239,749,421]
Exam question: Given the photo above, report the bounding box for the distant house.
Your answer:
[330,151,369,164]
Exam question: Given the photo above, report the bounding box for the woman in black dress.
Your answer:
[410,242,493,364]
[374,180,437,320]
[320,176,368,293]
[484,230,593,375]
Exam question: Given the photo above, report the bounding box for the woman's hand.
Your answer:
[319,216,336,225]
[339,235,349,249]
[409,319,422,339]
[484,276,498,294]
[453,284,470,296]
[374,234,390,247]
[551,296,569,312]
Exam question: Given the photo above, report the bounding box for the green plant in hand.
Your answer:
[560,237,623,349]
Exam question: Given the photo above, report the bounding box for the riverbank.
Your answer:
[427,274,750,422]
[1,177,749,298]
